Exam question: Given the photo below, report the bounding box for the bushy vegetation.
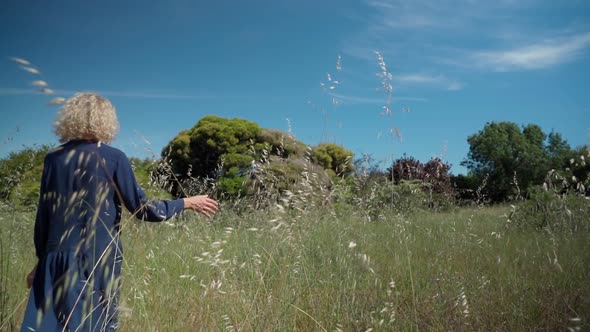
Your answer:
[162,116,335,198]
[462,121,589,202]
[311,143,354,177]
[1,118,589,331]
[507,165,590,232]
[163,115,264,179]
[386,154,455,210]
[1,119,587,219]
[0,145,52,208]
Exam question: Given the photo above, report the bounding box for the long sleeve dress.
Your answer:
[20,140,184,332]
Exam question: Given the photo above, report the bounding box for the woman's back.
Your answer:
[40,140,124,258]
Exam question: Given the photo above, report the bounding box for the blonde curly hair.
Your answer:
[54,92,119,143]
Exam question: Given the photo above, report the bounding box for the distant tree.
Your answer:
[387,154,423,183]
[423,157,454,196]
[382,154,455,210]
[311,143,354,177]
[387,154,454,196]
[0,145,52,206]
[462,121,576,201]
[546,131,572,170]
[520,124,550,192]
[451,173,480,202]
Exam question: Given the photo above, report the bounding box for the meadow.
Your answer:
[2,200,589,331]
[1,54,589,332]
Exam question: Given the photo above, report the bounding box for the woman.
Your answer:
[21,92,218,331]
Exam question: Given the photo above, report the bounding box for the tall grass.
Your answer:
[2,54,589,332]
[2,203,589,331]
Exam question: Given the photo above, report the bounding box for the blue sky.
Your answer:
[1,0,589,174]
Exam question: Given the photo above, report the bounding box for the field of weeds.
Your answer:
[2,204,588,331]
[2,2,590,330]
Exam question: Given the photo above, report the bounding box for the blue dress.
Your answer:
[21,140,184,331]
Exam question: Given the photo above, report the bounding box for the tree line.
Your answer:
[0,117,587,207]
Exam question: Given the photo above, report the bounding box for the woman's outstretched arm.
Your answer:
[114,154,218,220]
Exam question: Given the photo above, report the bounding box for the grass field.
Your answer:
[1,203,589,331]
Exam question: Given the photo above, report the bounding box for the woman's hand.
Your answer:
[183,195,219,218]
[26,264,37,289]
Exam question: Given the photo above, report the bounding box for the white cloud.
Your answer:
[396,74,464,91]
[365,0,520,31]
[367,1,443,29]
[471,32,590,71]
[350,0,589,71]
[396,74,439,84]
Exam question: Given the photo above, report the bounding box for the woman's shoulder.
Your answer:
[45,141,129,163]
[97,143,130,162]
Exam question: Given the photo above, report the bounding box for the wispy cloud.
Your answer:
[330,92,428,105]
[365,0,523,32]
[346,0,590,76]
[470,32,590,71]
[447,82,464,91]
[0,87,221,99]
[367,1,446,30]
[396,74,464,91]
[0,88,44,96]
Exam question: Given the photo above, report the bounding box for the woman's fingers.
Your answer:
[189,195,219,217]
[202,200,218,211]
[201,201,218,216]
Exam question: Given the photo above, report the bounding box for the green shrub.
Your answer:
[0,145,52,207]
[162,116,348,202]
[311,143,354,177]
[218,175,246,197]
[509,188,590,232]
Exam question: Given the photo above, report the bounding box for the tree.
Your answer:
[387,154,423,183]
[451,173,480,202]
[462,121,575,201]
[387,154,454,196]
[0,145,52,206]
[546,131,571,170]
[520,124,550,192]
[162,116,265,196]
[311,143,354,177]
[163,116,348,198]
[423,157,454,196]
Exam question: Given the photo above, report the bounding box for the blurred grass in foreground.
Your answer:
[1,204,589,331]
